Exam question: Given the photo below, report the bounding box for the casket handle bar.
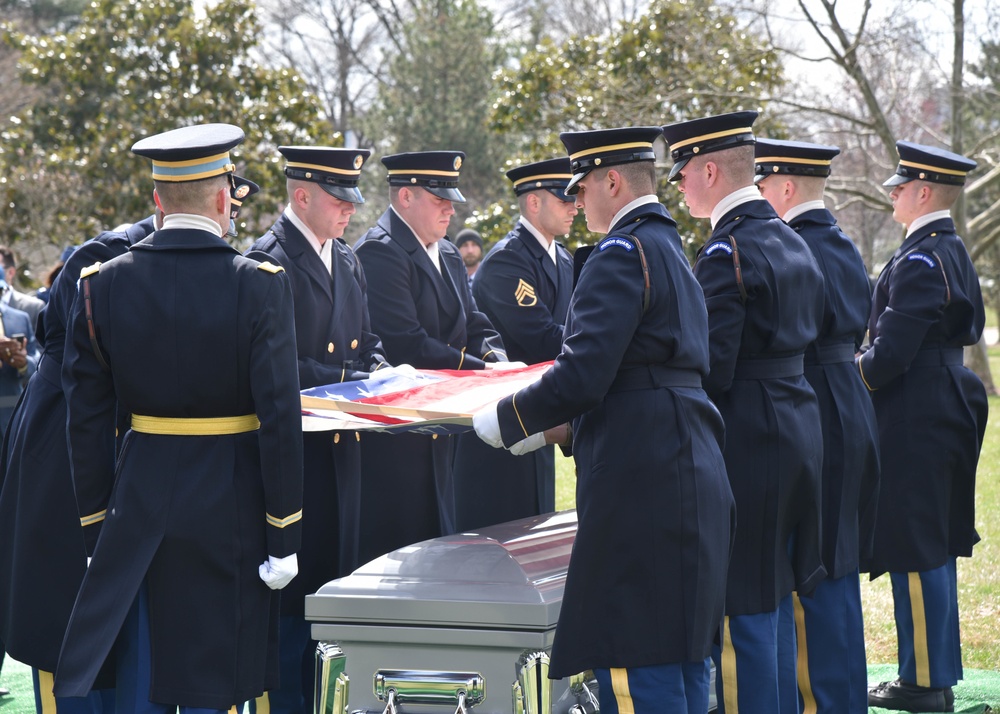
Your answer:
[374,670,485,712]
[314,642,350,714]
[512,651,551,714]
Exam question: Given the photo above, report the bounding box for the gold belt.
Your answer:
[131,414,260,435]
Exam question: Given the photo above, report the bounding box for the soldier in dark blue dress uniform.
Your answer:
[662,112,826,714]
[54,124,304,714]
[354,152,506,563]
[0,212,157,714]
[861,142,987,714]
[248,145,386,714]
[755,138,881,714]
[453,157,576,530]
[474,127,735,714]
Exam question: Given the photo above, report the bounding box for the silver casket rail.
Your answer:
[304,511,601,714]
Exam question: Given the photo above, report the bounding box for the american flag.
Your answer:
[300,362,552,435]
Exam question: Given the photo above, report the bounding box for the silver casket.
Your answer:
[305,511,599,714]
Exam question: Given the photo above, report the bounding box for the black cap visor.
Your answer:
[668,156,691,182]
[318,182,365,204]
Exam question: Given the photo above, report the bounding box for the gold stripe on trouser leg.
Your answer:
[792,593,817,714]
[37,670,57,714]
[908,572,931,687]
[721,616,739,714]
[255,692,270,714]
[610,668,635,714]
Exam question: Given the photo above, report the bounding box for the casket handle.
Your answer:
[374,670,485,710]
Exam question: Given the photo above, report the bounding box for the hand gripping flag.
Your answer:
[300,362,552,435]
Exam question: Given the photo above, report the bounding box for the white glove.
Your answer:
[485,361,528,371]
[259,553,298,590]
[473,402,504,448]
[509,432,546,455]
[365,363,418,383]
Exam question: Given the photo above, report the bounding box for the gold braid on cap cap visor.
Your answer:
[512,173,573,187]
[754,156,832,167]
[387,168,460,178]
[669,127,754,152]
[898,159,968,178]
[286,161,362,177]
[568,141,653,161]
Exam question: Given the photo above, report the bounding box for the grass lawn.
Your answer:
[553,354,1000,671]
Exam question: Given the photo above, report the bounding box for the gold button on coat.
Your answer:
[351,339,358,349]
[333,433,340,444]
[327,342,335,353]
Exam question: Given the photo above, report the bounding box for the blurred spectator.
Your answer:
[454,228,483,289]
[35,245,77,304]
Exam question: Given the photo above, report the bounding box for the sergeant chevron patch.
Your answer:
[515,279,538,307]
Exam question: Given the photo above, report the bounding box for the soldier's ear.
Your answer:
[606,168,622,196]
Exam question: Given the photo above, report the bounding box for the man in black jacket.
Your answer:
[453,157,576,530]
[861,142,986,714]
[354,151,505,563]
[663,112,826,714]
[474,127,735,713]
[756,138,880,713]
[249,145,386,714]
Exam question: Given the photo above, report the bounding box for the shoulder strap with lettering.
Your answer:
[900,248,951,306]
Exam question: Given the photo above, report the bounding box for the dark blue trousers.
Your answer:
[792,572,867,713]
[594,659,711,714]
[713,593,798,714]
[889,558,962,689]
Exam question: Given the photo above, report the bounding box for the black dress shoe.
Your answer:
[868,678,954,712]
[0,687,10,696]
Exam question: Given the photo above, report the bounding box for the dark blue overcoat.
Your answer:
[494,202,735,678]
[0,217,154,673]
[53,229,303,709]
[453,221,574,529]
[353,209,505,562]
[693,199,826,615]
[857,217,988,575]
[249,214,386,601]
[792,208,881,578]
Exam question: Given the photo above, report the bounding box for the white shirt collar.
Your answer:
[285,206,332,274]
[609,194,659,232]
[161,213,224,237]
[710,186,763,230]
[783,199,827,224]
[906,209,953,238]
[518,216,558,264]
[391,206,441,272]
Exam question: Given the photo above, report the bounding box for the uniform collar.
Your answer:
[710,186,761,230]
[285,206,332,272]
[518,216,557,264]
[161,213,224,236]
[906,209,953,238]
[610,194,659,232]
[783,199,827,223]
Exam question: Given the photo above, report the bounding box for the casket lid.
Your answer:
[305,511,576,631]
